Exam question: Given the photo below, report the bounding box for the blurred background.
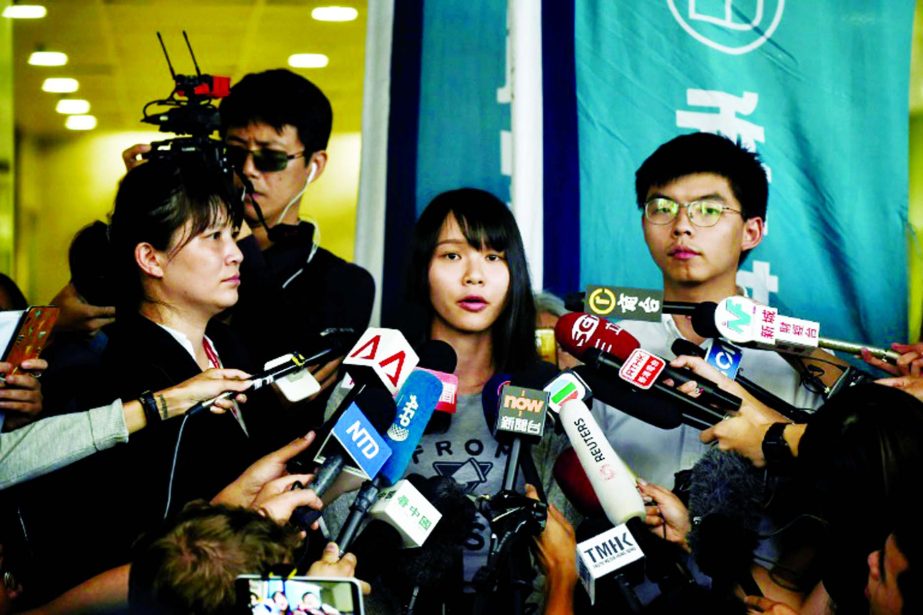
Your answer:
[0,0,367,303]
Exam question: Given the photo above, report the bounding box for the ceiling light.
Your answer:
[56,98,90,114]
[311,6,358,22]
[41,77,78,93]
[2,4,47,19]
[65,115,97,131]
[288,53,329,69]
[28,51,68,66]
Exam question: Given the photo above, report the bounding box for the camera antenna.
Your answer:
[183,30,203,78]
[156,32,178,82]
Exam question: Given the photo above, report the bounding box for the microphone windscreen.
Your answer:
[553,447,603,516]
[554,312,640,361]
[671,338,705,359]
[417,339,458,374]
[510,360,560,389]
[687,449,763,580]
[573,366,683,430]
[350,519,405,580]
[690,302,721,339]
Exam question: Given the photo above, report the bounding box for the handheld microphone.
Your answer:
[555,312,741,416]
[417,340,459,435]
[291,327,417,473]
[693,297,900,363]
[289,388,396,530]
[670,338,810,422]
[559,399,644,525]
[571,365,683,430]
[336,369,445,551]
[186,351,315,417]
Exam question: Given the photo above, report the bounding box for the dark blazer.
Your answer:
[10,313,259,598]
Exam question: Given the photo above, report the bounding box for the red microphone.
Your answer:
[552,447,603,517]
[554,312,639,359]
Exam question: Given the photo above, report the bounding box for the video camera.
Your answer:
[138,32,245,222]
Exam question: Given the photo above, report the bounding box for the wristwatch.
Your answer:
[762,422,794,471]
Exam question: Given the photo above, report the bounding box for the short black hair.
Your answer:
[634,132,768,221]
[220,69,333,155]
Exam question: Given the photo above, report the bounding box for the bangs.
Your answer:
[451,204,512,253]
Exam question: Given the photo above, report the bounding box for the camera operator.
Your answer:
[122,69,374,434]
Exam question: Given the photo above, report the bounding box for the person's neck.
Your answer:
[139,301,211,370]
[250,204,303,251]
[430,321,495,395]
[663,274,739,345]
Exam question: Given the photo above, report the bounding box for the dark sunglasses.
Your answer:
[226,145,305,173]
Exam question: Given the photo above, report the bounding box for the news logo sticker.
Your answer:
[617,348,666,390]
[497,385,548,438]
[370,480,443,547]
[344,327,419,394]
[714,296,759,344]
[329,403,392,479]
[544,372,588,415]
[585,285,618,316]
[577,523,644,604]
[775,314,820,353]
[704,339,743,379]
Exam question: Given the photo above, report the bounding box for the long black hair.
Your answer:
[406,188,536,373]
[108,155,241,314]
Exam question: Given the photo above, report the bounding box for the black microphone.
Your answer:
[572,365,683,430]
[418,340,459,435]
[670,338,810,422]
[289,388,396,530]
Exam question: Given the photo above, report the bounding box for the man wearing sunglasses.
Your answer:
[591,132,824,490]
[216,69,374,426]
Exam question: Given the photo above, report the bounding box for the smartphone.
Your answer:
[236,575,364,615]
[1,306,58,372]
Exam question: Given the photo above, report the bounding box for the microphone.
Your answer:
[336,368,445,551]
[558,402,692,596]
[558,399,644,525]
[289,327,418,474]
[555,312,741,416]
[289,388,396,530]
[186,350,317,417]
[417,340,459,435]
[571,365,683,430]
[693,297,900,363]
[575,516,646,610]
[670,338,810,423]
[368,477,443,547]
[303,326,359,365]
[686,448,765,596]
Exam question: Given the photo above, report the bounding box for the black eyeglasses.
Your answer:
[226,145,305,173]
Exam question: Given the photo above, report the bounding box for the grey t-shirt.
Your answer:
[322,382,574,614]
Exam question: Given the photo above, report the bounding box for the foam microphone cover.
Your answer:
[417,339,458,374]
[690,301,721,339]
[671,338,706,359]
[390,474,476,589]
[553,447,603,516]
[350,519,405,582]
[419,340,458,434]
[687,448,763,582]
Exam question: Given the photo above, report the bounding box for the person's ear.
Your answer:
[135,243,166,279]
[306,151,328,182]
[741,217,764,251]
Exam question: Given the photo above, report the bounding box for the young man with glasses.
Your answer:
[595,132,823,489]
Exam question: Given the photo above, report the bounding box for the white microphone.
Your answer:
[558,399,645,525]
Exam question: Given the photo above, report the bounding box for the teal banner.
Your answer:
[576,1,915,346]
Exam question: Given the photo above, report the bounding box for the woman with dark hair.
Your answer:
[325,188,567,614]
[13,155,268,598]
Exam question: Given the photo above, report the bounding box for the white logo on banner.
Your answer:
[667,0,785,55]
[737,260,779,304]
